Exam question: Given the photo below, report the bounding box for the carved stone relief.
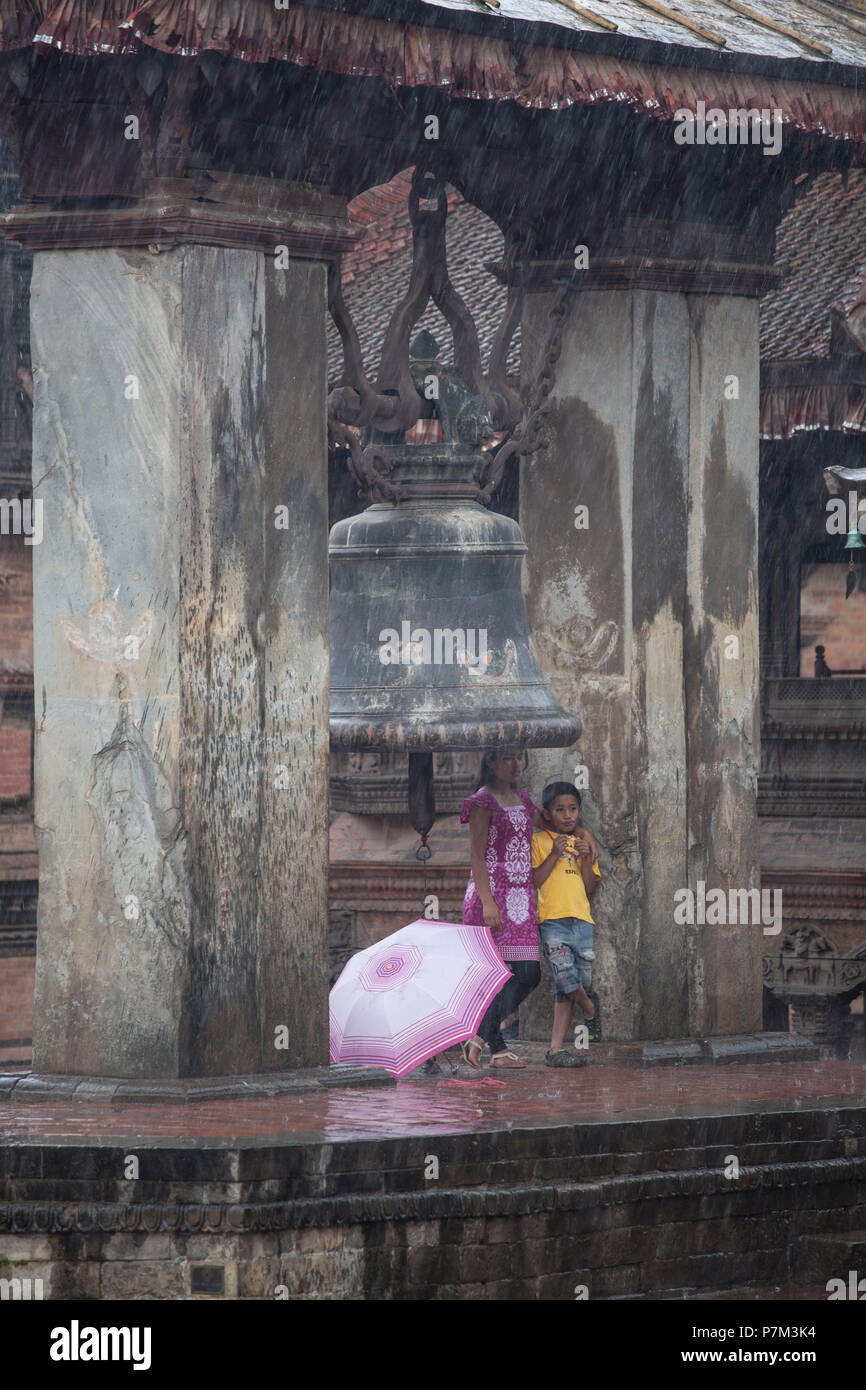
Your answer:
[329,747,479,814]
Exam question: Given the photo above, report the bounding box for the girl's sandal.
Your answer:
[460,1038,484,1069]
[490,1050,526,1069]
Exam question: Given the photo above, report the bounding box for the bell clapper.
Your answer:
[409,752,435,909]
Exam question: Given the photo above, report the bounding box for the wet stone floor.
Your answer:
[2,1058,865,1146]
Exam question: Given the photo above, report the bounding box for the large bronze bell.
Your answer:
[329,437,579,755]
[327,169,580,842]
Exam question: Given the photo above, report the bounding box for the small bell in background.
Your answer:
[845,526,865,598]
[823,464,866,598]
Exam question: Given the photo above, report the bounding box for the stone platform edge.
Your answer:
[0,1065,395,1104]
[0,1033,822,1102]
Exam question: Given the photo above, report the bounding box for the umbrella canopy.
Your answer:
[329,919,510,1078]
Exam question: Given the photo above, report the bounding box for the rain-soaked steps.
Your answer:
[795,1230,866,1290]
[2,1088,865,1298]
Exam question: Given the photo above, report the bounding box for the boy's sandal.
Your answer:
[460,1038,484,1069]
[586,991,602,1042]
[545,1049,587,1068]
[490,1050,526,1068]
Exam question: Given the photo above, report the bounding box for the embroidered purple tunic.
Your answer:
[460,787,539,962]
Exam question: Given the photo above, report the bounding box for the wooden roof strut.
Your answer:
[713,0,833,57]
[545,0,619,31]
[795,0,866,38]
[629,0,727,48]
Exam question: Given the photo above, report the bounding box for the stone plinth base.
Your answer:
[609,1033,822,1067]
[507,1033,823,1068]
[0,1067,393,1104]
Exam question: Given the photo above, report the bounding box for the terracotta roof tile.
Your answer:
[760,170,866,362]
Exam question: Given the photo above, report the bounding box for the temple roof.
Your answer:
[421,0,866,66]
[1,2,865,146]
[4,0,866,69]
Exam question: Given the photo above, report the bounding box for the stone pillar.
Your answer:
[520,231,769,1043]
[6,185,352,1077]
[684,294,763,1038]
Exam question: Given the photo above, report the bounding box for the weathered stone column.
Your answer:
[6,184,351,1076]
[520,227,769,1042]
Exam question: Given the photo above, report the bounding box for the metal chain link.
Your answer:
[477,273,576,500]
[521,273,577,454]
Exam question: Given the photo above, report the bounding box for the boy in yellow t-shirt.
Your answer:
[531,781,602,1068]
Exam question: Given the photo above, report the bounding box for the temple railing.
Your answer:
[763,677,866,726]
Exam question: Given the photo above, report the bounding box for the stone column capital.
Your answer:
[2,173,358,257]
[0,54,361,258]
[495,217,780,298]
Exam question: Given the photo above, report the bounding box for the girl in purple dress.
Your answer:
[460,748,542,1069]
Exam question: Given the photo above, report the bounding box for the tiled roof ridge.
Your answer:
[760,168,866,363]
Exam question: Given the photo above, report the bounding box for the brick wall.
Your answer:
[0,723,30,802]
[0,530,35,1057]
[800,563,866,674]
[0,531,32,685]
[0,954,34,1046]
[0,531,33,808]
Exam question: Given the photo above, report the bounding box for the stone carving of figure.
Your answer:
[782,926,835,987]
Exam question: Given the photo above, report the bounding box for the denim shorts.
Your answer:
[539,917,595,1001]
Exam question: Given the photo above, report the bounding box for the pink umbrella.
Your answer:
[329,919,510,1078]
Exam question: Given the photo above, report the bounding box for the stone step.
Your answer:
[610,1282,831,1300]
[2,1109,864,1207]
[652,1034,823,1066]
[0,1065,392,1103]
[793,1230,866,1285]
[0,1033,824,1099]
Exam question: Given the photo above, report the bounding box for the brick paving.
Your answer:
[1,1058,864,1146]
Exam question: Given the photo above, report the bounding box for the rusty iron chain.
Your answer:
[477,272,577,502]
